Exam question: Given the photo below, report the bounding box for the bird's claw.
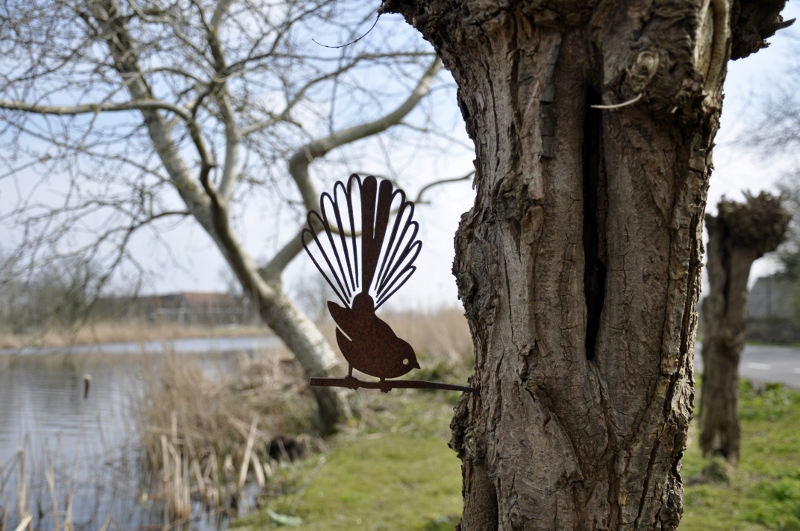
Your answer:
[379,379,391,393]
[343,374,360,390]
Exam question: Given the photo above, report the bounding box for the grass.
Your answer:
[234,374,800,530]
[232,308,474,531]
[681,380,800,530]
[232,389,464,531]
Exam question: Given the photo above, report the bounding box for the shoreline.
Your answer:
[0,322,272,351]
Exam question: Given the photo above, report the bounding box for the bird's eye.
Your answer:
[403,358,409,365]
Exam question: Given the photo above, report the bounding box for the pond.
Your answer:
[0,336,278,530]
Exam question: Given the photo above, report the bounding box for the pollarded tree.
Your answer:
[382,0,791,528]
[0,0,467,432]
[700,192,789,466]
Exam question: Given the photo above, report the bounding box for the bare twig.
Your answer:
[591,93,643,110]
[289,456,327,514]
[0,99,192,119]
[412,171,475,204]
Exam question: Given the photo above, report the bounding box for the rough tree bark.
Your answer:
[700,193,789,466]
[382,0,791,528]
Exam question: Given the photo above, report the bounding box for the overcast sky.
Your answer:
[2,6,799,312]
[176,6,800,310]
[706,4,800,286]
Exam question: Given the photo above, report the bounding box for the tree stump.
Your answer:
[700,192,789,466]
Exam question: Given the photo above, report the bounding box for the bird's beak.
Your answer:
[414,360,421,369]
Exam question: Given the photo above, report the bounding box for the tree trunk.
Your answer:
[203,195,354,435]
[87,0,354,434]
[257,286,354,432]
[383,0,789,528]
[700,194,789,465]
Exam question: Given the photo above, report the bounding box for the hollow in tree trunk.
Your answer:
[383,0,791,528]
[700,193,789,466]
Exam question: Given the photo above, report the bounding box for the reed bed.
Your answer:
[381,308,473,364]
[131,349,319,522]
[0,440,93,531]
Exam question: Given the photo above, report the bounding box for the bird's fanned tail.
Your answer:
[301,174,421,309]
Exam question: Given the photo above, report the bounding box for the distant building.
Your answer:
[96,291,254,325]
[745,276,800,343]
[747,276,794,320]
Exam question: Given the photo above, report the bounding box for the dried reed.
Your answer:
[131,349,317,520]
[0,444,78,531]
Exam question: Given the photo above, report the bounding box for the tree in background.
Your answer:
[382,0,790,528]
[700,193,789,466]
[771,179,800,319]
[0,251,104,333]
[0,0,468,432]
[743,32,800,334]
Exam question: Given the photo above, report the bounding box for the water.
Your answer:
[0,335,279,357]
[0,336,278,530]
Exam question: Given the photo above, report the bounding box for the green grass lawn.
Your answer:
[680,381,800,530]
[235,379,800,530]
[233,389,464,530]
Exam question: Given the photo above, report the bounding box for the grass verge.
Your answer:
[681,380,800,530]
[235,377,800,530]
[232,389,464,531]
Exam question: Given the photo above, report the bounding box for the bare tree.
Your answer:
[382,0,791,528]
[700,192,789,467]
[770,179,800,330]
[742,27,800,296]
[745,33,800,164]
[0,0,467,432]
[0,248,104,333]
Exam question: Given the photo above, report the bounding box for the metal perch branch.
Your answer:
[311,376,478,393]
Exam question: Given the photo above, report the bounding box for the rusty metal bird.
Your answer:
[302,175,422,390]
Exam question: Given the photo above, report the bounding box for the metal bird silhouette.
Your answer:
[301,174,476,394]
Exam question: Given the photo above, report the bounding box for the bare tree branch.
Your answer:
[204,0,242,205]
[87,0,211,219]
[0,0,463,432]
[0,99,192,119]
[254,57,443,281]
[238,53,436,139]
[287,56,443,211]
[210,0,235,30]
[411,170,474,204]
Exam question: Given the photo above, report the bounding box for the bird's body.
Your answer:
[328,293,420,380]
[302,175,423,386]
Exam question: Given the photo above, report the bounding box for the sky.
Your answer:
[150,5,800,309]
[2,5,799,313]
[707,3,800,284]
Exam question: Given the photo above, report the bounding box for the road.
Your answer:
[696,343,800,388]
